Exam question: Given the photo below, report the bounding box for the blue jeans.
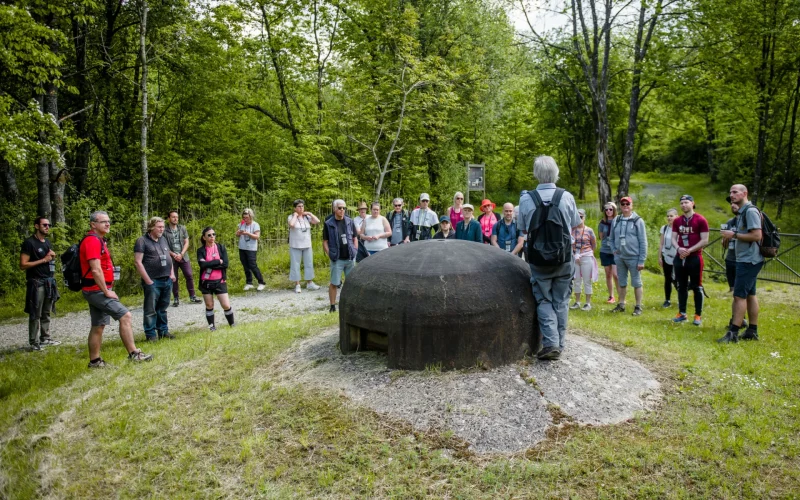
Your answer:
[530,261,575,350]
[143,277,172,338]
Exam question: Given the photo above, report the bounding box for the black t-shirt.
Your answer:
[322,218,351,259]
[133,235,172,280]
[21,237,54,280]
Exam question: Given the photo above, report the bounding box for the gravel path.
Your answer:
[0,288,333,352]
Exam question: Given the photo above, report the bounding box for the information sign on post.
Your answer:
[466,163,485,204]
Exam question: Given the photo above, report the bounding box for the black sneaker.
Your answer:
[30,343,43,352]
[145,336,159,342]
[632,305,643,316]
[740,329,759,341]
[40,339,61,346]
[209,324,217,332]
[88,358,109,368]
[172,299,179,307]
[537,346,562,361]
[128,350,153,362]
[662,300,671,308]
[158,332,176,340]
[611,304,626,313]
[717,330,739,344]
[189,296,202,304]
[329,304,336,313]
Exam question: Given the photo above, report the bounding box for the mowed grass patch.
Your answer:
[1,273,800,498]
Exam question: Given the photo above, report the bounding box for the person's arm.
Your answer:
[19,249,55,271]
[589,229,597,251]
[219,245,229,269]
[512,235,525,255]
[89,259,116,298]
[288,213,299,229]
[608,223,617,254]
[306,213,320,225]
[689,232,710,254]
[637,220,647,268]
[491,223,500,248]
[472,223,483,243]
[382,217,392,239]
[658,231,665,267]
[134,252,153,285]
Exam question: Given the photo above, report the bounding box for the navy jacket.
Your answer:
[324,215,357,261]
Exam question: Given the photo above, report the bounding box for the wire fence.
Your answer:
[703,229,800,285]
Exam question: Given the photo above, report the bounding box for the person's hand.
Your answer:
[144,278,154,286]
[637,264,644,271]
[171,274,176,282]
[174,253,183,262]
[678,248,689,259]
[104,290,119,300]
[42,251,55,263]
[720,229,735,240]
[303,212,314,218]
[236,229,242,237]
[575,256,581,264]
[658,257,663,268]
[403,237,410,243]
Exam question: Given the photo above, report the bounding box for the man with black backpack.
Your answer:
[517,156,581,361]
[79,211,153,367]
[718,185,764,343]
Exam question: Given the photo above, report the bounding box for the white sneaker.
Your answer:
[581,303,592,311]
[257,284,266,291]
[243,284,254,291]
[307,282,320,291]
[569,302,581,310]
[295,284,302,294]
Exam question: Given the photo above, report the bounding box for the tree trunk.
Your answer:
[618,79,640,198]
[72,16,91,193]
[594,101,613,206]
[704,109,717,182]
[140,0,149,231]
[778,66,800,218]
[42,80,66,225]
[753,30,777,205]
[36,95,51,220]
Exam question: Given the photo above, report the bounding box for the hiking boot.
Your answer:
[172,298,179,307]
[88,358,109,368]
[158,332,176,340]
[243,284,254,291]
[717,330,738,344]
[257,284,266,291]
[189,296,202,304]
[40,339,61,346]
[569,302,581,310]
[537,346,562,361]
[693,315,702,326]
[329,304,336,313]
[740,329,759,341]
[209,324,217,332]
[30,343,43,352]
[581,303,592,311]
[632,305,643,316]
[128,350,153,362]
[295,284,302,294]
[606,296,616,304]
[307,282,321,291]
[611,304,626,313]
[662,300,671,308]
[145,336,159,342]
[673,313,688,323]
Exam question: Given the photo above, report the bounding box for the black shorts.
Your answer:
[599,252,615,267]
[733,261,763,298]
[199,280,228,295]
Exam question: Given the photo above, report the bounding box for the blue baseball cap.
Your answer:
[439,215,451,223]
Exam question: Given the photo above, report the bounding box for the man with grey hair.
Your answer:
[134,216,176,341]
[410,193,439,241]
[323,199,358,312]
[386,197,410,245]
[517,156,581,361]
[80,211,152,367]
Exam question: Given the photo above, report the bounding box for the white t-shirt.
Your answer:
[354,215,366,232]
[238,221,260,251]
[363,216,389,252]
[288,215,312,249]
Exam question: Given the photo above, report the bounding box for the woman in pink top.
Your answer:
[570,209,598,311]
[447,192,465,228]
[477,199,498,243]
[196,227,234,331]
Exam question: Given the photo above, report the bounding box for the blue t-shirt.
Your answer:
[492,219,518,251]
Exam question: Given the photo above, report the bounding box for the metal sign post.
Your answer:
[466,163,485,204]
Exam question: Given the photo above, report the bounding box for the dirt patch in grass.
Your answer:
[272,328,662,454]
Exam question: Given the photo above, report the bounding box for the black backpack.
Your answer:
[526,188,571,266]
[742,205,781,258]
[61,234,105,291]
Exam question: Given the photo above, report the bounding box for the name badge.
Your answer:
[620,237,627,247]
[505,241,511,252]
[49,261,56,274]
[340,233,347,245]
[113,266,121,281]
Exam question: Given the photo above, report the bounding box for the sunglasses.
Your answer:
[95,220,111,225]
[579,215,585,218]
[604,208,614,212]
[336,206,346,210]
[455,197,463,200]
[394,204,402,207]
[206,233,216,237]
[39,223,51,227]
[620,202,631,206]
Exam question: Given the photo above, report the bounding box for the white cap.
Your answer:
[420,193,431,201]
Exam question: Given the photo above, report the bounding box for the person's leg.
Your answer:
[629,262,644,308]
[674,257,688,315]
[154,279,172,335]
[612,264,620,298]
[531,275,559,350]
[581,258,593,303]
[329,259,342,306]
[746,294,759,325]
[28,284,44,346]
[239,249,253,285]
[604,265,614,299]
[247,250,265,285]
[615,259,629,308]
[88,325,105,360]
[634,287,643,307]
[725,260,737,292]
[289,247,301,284]
[204,293,216,328]
[117,311,138,354]
[218,293,234,325]
[689,255,704,317]
[552,269,574,349]
[172,258,181,300]
[303,247,315,282]
[142,281,157,340]
[663,262,673,302]
[180,258,197,299]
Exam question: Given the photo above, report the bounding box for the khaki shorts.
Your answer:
[82,291,129,327]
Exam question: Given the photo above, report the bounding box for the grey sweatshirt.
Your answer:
[608,212,648,265]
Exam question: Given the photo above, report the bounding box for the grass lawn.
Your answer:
[1,266,799,498]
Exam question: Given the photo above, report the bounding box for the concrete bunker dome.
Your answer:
[339,239,539,370]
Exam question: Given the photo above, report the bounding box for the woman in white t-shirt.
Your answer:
[288,199,321,293]
[659,208,678,308]
[359,202,392,254]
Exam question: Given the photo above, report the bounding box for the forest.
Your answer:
[2,0,800,295]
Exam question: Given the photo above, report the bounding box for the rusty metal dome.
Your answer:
[339,239,539,370]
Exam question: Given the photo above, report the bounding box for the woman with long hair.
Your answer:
[597,201,619,303]
[197,227,234,331]
[447,192,465,229]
